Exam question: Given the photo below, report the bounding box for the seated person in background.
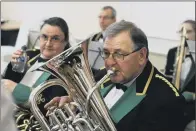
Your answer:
[165,20,195,82]
[45,20,187,131]
[88,6,116,80]
[90,5,117,42]
[165,19,195,126]
[2,17,70,115]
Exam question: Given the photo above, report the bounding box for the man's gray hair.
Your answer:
[102,6,117,19]
[103,20,149,57]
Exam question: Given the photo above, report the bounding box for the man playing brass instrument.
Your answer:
[45,20,186,131]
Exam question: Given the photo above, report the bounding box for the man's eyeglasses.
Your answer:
[101,47,142,61]
[39,34,64,44]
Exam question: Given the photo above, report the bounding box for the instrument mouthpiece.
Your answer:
[107,67,115,75]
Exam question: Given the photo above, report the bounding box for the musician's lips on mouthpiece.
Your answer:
[108,67,117,76]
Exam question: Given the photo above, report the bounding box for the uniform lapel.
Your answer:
[136,61,154,95]
[100,84,114,97]
[32,72,51,88]
[109,81,146,123]
[27,53,51,88]
[108,61,154,123]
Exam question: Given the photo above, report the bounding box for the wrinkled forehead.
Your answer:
[103,34,134,52]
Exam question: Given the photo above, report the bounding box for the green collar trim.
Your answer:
[110,81,146,123]
[101,81,146,124]
[32,72,51,88]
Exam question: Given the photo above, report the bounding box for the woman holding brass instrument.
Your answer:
[2,17,70,122]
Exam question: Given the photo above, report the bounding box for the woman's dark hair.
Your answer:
[40,17,70,50]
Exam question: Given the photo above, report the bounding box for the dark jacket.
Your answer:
[165,46,195,92]
[101,61,186,131]
[165,47,177,81]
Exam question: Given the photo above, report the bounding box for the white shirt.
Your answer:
[104,76,138,109]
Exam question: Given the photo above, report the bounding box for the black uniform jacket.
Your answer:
[165,46,195,92]
[101,61,186,131]
[165,46,177,80]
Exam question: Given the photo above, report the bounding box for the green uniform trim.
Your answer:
[100,84,114,97]
[182,91,195,101]
[109,81,146,123]
[100,82,146,123]
[100,65,155,123]
[32,72,51,88]
[12,83,32,104]
[12,72,51,104]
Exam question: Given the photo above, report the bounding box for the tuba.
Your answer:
[172,26,187,90]
[26,37,117,131]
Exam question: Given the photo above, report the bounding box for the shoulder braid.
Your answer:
[155,74,179,97]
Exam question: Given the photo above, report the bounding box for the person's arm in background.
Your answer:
[2,78,32,108]
[1,83,17,131]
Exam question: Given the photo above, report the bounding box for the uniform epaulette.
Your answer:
[155,74,179,96]
[88,32,102,42]
[27,54,40,67]
[26,49,40,67]
[94,32,102,41]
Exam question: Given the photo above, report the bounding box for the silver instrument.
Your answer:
[28,37,117,131]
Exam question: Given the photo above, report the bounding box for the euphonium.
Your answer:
[28,37,117,131]
[172,26,187,90]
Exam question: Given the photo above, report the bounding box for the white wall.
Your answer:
[1,2,195,71]
[128,2,195,41]
[1,2,130,39]
[2,2,194,41]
